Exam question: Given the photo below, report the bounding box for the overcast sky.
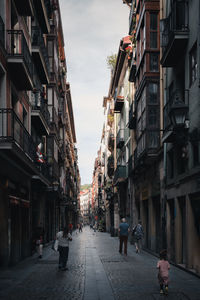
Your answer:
[59,0,129,185]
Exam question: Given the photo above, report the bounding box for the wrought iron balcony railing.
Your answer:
[0,108,35,161]
[113,165,127,185]
[32,26,50,82]
[7,30,33,79]
[160,0,189,66]
[31,90,50,126]
[116,129,125,149]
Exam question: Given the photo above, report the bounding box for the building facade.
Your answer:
[0,0,80,267]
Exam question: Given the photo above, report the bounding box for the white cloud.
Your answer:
[60,0,129,184]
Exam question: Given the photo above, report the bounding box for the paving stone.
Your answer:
[0,227,200,300]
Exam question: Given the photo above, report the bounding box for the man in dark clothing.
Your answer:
[118,218,130,256]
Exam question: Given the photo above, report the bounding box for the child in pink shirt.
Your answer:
[157,249,170,295]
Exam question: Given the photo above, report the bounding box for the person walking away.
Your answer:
[133,220,144,253]
[118,218,130,256]
[157,249,170,295]
[79,223,82,232]
[69,223,73,235]
[57,227,72,271]
[36,235,43,259]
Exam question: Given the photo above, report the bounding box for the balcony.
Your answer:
[0,108,36,168]
[0,16,5,47]
[160,0,189,67]
[114,95,124,112]
[129,63,136,83]
[135,130,160,165]
[13,0,33,16]
[108,131,114,151]
[49,107,59,136]
[32,26,50,84]
[107,155,114,178]
[31,91,50,135]
[116,129,125,149]
[128,102,136,129]
[48,158,59,181]
[113,165,127,185]
[58,101,65,127]
[58,140,65,163]
[34,0,50,33]
[6,30,33,90]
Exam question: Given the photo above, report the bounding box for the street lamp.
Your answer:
[169,101,188,128]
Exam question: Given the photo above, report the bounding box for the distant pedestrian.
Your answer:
[79,223,82,232]
[157,249,170,295]
[133,220,144,253]
[118,218,130,256]
[69,223,73,235]
[36,235,43,259]
[56,227,72,271]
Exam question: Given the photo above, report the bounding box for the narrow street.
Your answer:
[0,227,199,300]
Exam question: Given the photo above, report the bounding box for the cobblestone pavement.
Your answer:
[0,227,200,300]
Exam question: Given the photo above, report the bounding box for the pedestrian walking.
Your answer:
[56,227,72,271]
[157,249,170,295]
[118,218,130,256]
[69,223,73,235]
[132,219,144,253]
[79,223,82,232]
[36,235,43,259]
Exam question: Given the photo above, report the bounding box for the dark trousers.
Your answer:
[59,246,69,268]
[119,235,128,255]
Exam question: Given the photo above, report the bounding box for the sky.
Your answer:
[59,0,129,185]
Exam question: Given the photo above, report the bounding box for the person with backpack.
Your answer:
[132,220,144,253]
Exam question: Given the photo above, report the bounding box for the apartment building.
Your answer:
[0,0,79,266]
[160,0,200,275]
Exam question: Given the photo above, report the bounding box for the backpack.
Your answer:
[135,224,143,239]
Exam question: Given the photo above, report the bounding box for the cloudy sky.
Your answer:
[59,0,129,185]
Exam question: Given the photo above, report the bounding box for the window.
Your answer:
[47,40,54,73]
[148,107,157,126]
[190,43,197,86]
[150,53,158,71]
[150,13,157,49]
[149,83,158,103]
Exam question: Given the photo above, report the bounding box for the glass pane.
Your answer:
[149,107,157,126]
[150,13,157,30]
[150,32,157,49]
[150,54,158,71]
[149,83,158,103]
